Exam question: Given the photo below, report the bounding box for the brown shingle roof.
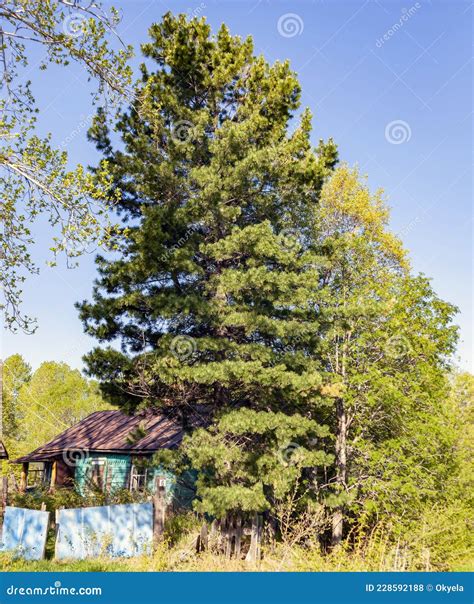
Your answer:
[13,410,184,463]
[0,440,8,459]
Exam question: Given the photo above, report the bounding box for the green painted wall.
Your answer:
[75,454,131,495]
[146,465,174,498]
[73,454,195,507]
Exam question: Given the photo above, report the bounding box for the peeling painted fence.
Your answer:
[0,506,50,560]
[0,502,154,561]
[1,497,264,562]
[55,503,153,559]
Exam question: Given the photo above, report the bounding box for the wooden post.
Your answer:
[246,513,263,562]
[224,517,232,559]
[20,462,29,492]
[152,476,167,544]
[222,515,243,559]
[196,522,208,553]
[210,518,218,542]
[50,461,57,492]
[263,511,277,552]
[234,515,242,558]
[209,518,218,551]
[0,476,7,523]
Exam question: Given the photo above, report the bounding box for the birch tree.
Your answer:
[0,0,132,331]
[313,166,457,544]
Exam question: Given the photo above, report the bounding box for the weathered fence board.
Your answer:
[246,513,263,561]
[152,476,167,543]
[0,476,7,521]
[0,506,50,560]
[197,514,263,560]
[55,503,153,560]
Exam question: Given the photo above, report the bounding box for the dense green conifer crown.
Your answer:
[78,13,459,521]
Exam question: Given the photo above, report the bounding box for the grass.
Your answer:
[2,506,472,573]
[2,536,472,573]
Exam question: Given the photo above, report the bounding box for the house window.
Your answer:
[129,464,149,492]
[85,458,107,491]
[27,462,49,488]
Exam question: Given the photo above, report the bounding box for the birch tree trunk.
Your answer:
[331,398,347,546]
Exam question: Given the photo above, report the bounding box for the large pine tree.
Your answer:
[78,13,337,515]
[79,14,459,534]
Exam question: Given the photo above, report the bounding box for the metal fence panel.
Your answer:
[55,502,152,560]
[55,507,83,559]
[0,506,50,560]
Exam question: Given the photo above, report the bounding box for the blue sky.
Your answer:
[2,0,472,371]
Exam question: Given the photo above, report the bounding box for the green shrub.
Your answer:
[164,511,201,547]
[8,486,151,512]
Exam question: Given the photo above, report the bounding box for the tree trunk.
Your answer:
[0,359,3,439]
[331,398,347,546]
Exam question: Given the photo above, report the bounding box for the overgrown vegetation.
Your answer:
[1,356,111,474]
[1,507,472,572]
[9,486,151,513]
[76,11,472,557]
[1,12,472,572]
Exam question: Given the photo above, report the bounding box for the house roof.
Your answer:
[0,440,8,459]
[13,410,187,463]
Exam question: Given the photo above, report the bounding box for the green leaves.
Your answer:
[1,354,32,444]
[0,1,133,331]
[78,13,462,532]
[311,166,460,536]
[182,409,332,515]
[217,409,329,440]
[1,356,111,471]
[194,484,269,517]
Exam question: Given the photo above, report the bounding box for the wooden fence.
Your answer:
[0,476,7,523]
[0,473,265,561]
[196,513,264,561]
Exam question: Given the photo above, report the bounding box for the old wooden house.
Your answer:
[12,410,193,500]
[0,441,8,460]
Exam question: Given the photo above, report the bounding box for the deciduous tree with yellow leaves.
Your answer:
[78,14,461,551]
